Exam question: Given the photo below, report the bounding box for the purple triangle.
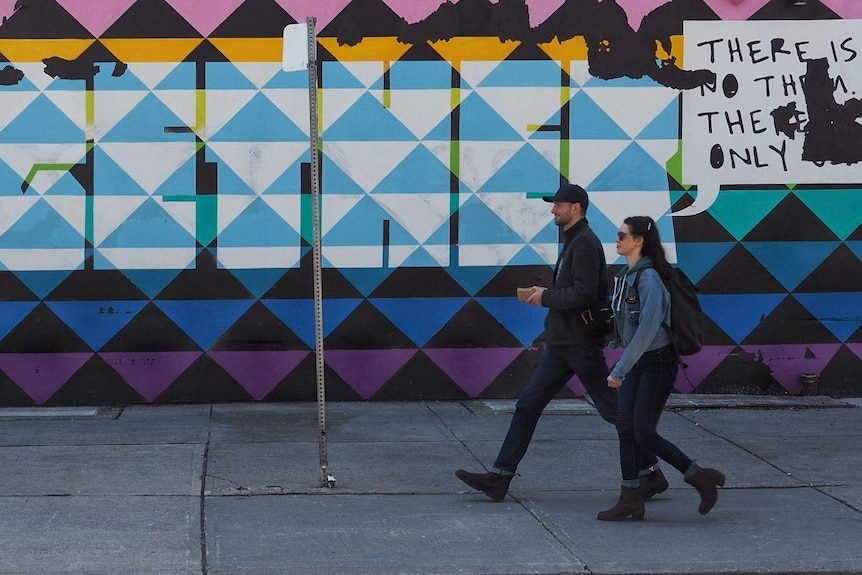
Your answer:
[848,344,862,362]
[0,353,92,404]
[673,345,738,393]
[100,352,202,402]
[741,344,842,394]
[210,351,310,400]
[423,348,522,397]
[325,349,417,399]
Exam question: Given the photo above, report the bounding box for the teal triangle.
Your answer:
[794,190,862,241]
[339,268,396,297]
[743,241,840,292]
[0,157,26,196]
[11,270,74,299]
[370,297,468,346]
[445,265,503,296]
[459,195,531,244]
[154,62,195,90]
[45,300,147,350]
[324,195,411,247]
[569,91,629,140]
[475,296,546,346]
[262,298,363,347]
[219,197,301,247]
[155,299,254,349]
[373,145,451,193]
[478,60,562,87]
[709,190,789,241]
[206,62,257,90]
[324,92,417,141]
[321,62,365,89]
[95,147,148,196]
[480,145,559,194]
[155,156,196,197]
[100,198,196,248]
[637,99,680,139]
[101,93,195,143]
[95,64,149,91]
[699,293,787,343]
[322,155,366,194]
[230,268,288,299]
[590,142,669,190]
[460,92,523,141]
[0,301,39,340]
[211,92,307,142]
[120,269,183,299]
[0,199,84,248]
[0,94,84,143]
[264,70,309,89]
[44,171,86,196]
[675,242,736,284]
[206,146,255,195]
[795,292,862,342]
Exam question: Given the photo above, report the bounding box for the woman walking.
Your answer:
[598,216,725,521]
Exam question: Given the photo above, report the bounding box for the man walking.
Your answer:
[455,184,667,501]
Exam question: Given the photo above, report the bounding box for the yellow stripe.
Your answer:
[100,38,202,62]
[0,39,92,62]
[208,38,283,62]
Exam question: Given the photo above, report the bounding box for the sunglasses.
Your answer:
[616,231,631,241]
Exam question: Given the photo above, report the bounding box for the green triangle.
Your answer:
[666,142,691,190]
[709,190,789,241]
[794,189,862,240]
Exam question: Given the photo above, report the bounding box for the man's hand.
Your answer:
[525,286,546,306]
[607,375,622,388]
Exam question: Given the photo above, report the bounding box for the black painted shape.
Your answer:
[156,355,251,402]
[264,252,362,299]
[425,299,523,347]
[183,39,230,63]
[211,301,309,351]
[0,375,38,406]
[47,355,146,405]
[671,208,737,242]
[703,310,736,346]
[477,348,546,398]
[0,64,24,85]
[744,193,839,241]
[42,56,99,80]
[801,58,862,166]
[848,221,862,242]
[371,351,468,400]
[398,40,446,62]
[743,295,839,345]
[795,244,862,292]
[506,41,553,61]
[322,0,403,46]
[370,267,470,298]
[102,0,202,39]
[46,269,149,301]
[693,347,789,394]
[101,302,200,352]
[399,0,530,44]
[210,0,296,38]
[155,251,254,300]
[267,356,364,401]
[0,303,91,352]
[697,244,786,294]
[751,0,839,21]
[0,0,92,39]
[0,272,39,301]
[324,300,416,349]
[818,345,862,395]
[474,265,552,297]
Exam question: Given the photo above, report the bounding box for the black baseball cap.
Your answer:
[542,183,589,210]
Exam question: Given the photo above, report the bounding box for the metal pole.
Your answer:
[306,17,334,489]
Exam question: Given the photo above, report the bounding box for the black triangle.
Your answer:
[818,345,862,396]
[0,303,91,352]
[156,253,254,300]
[638,0,719,39]
[751,0,838,20]
[101,302,200,352]
[506,41,552,61]
[478,348,549,398]
[45,270,148,301]
[671,208,737,242]
[321,0,403,45]
[266,355,363,401]
[532,0,619,44]
[703,311,736,346]
[0,271,38,300]
[211,301,308,351]
[156,355,251,402]
[425,300,523,347]
[475,265,553,297]
[185,39,230,63]
[696,244,786,294]
[46,355,145,405]
[693,348,790,394]
[264,252,362,298]
[102,0,202,39]
[0,0,93,39]
[324,300,415,348]
[795,244,862,292]
[742,295,839,345]
[211,0,296,38]
[0,373,38,406]
[744,194,839,241]
[397,39,445,62]
[371,351,468,400]
[847,221,862,241]
[370,267,469,297]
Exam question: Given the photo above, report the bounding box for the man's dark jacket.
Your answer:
[540,218,608,345]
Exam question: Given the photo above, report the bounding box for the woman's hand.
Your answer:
[607,375,622,388]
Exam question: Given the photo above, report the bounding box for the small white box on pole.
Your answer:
[282,23,309,72]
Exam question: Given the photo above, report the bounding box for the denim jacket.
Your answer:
[608,257,672,381]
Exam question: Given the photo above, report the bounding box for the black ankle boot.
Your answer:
[639,468,669,501]
[597,486,645,521]
[455,470,512,501]
[684,466,726,514]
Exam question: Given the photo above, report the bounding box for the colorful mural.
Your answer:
[0,0,860,405]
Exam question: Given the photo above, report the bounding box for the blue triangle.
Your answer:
[154,62,195,90]
[230,268,288,299]
[530,219,559,244]
[101,93,195,143]
[481,145,559,193]
[445,265,503,296]
[569,91,629,140]
[583,211,621,245]
[205,62,257,90]
[0,301,39,340]
[210,92,307,142]
[590,142,669,190]
[675,242,735,284]
[479,60,563,87]
[321,62,365,89]
[322,156,366,194]
[44,171,86,196]
[0,68,39,91]
[388,61,452,90]
[506,244,548,266]
[324,195,412,246]
[744,241,840,292]
[699,294,787,343]
[460,92,523,141]
[219,197,301,247]
[637,98,680,139]
[401,246,443,266]
[425,115,451,141]
[795,292,862,342]
[374,144,451,193]
[459,195,525,244]
[155,156,196,197]
[95,147,148,196]
[119,269,182,299]
[324,92,417,142]
[583,76,662,88]
[0,157,26,196]
[425,221,450,246]
[475,296,547,346]
[0,200,84,248]
[11,270,74,299]
[205,147,255,195]
[339,268,396,297]
[0,94,84,143]
[262,298,363,347]
[155,299,253,349]
[264,70,309,89]
[95,64,149,91]
[370,297,468,346]
[45,300,147,350]
[264,156,308,195]
[846,241,862,261]
[101,198,196,248]
[44,77,87,91]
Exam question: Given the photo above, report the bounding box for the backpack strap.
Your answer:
[633,267,689,370]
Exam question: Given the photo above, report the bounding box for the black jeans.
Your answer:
[616,344,692,481]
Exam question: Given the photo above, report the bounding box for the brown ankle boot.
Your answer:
[639,468,669,501]
[597,486,645,521]
[684,467,726,514]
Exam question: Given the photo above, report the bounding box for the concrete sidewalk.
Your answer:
[1,396,861,575]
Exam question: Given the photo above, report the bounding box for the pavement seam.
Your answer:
[200,405,213,575]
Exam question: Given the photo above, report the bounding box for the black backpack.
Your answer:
[635,266,704,359]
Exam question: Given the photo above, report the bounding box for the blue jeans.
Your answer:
[616,344,692,481]
[493,343,635,474]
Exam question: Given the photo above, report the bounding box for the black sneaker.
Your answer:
[455,470,512,501]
